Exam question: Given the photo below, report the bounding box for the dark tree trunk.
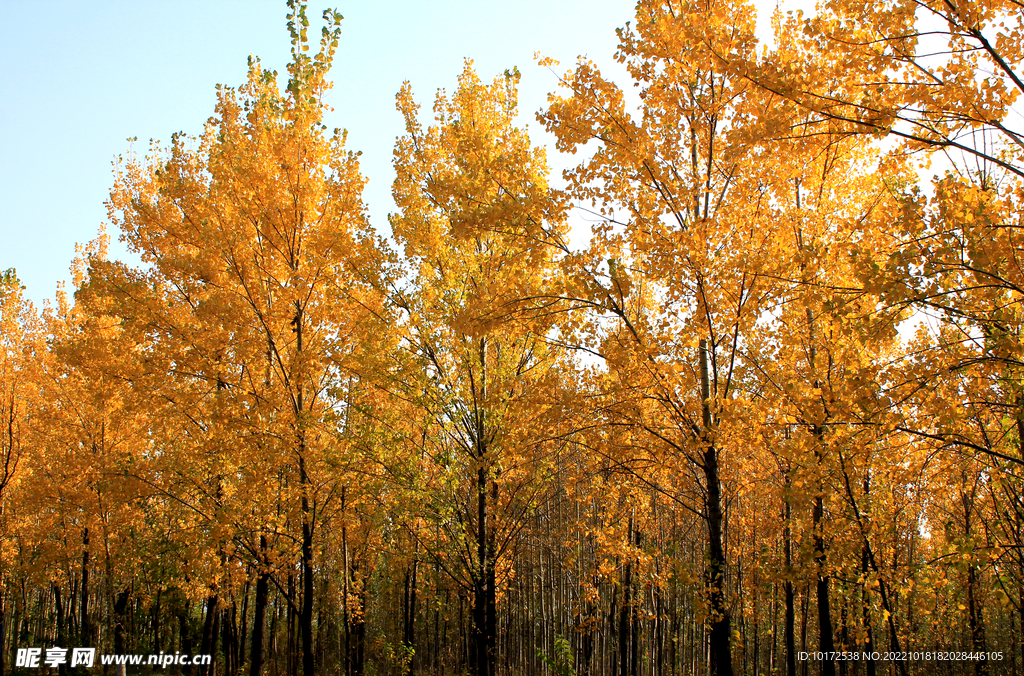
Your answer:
[300,460,315,676]
[471,337,496,676]
[785,473,796,676]
[705,444,733,676]
[54,583,67,676]
[180,600,195,676]
[294,296,315,676]
[473,465,493,676]
[968,551,990,676]
[80,527,91,645]
[287,573,297,676]
[113,587,131,676]
[403,557,418,664]
[814,490,836,676]
[700,340,733,676]
[630,528,641,676]
[222,602,238,676]
[618,552,630,676]
[250,537,271,676]
[152,588,162,655]
[200,594,220,676]
[862,546,876,676]
[0,582,6,676]
[347,587,366,676]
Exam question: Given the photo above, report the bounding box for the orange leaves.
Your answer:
[8,0,1024,661]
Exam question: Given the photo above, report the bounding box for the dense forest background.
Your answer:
[2,1,1023,675]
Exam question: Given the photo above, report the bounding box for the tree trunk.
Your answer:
[222,602,238,676]
[471,336,496,676]
[473,465,496,676]
[180,600,195,676]
[54,583,67,676]
[784,471,796,676]
[967,542,990,676]
[300,456,315,676]
[0,581,6,676]
[200,594,220,676]
[862,546,876,676]
[113,587,130,676]
[347,584,366,676]
[81,527,91,645]
[251,536,271,676]
[700,339,733,676]
[152,588,162,656]
[619,545,631,676]
[403,552,418,675]
[813,491,836,676]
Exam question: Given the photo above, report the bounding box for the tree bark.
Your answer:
[471,337,496,676]
[180,600,195,676]
[700,339,733,676]
[80,527,91,645]
[784,472,796,676]
[113,587,130,676]
[300,457,315,676]
[813,490,836,676]
[0,581,6,676]
[862,545,876,676]
[403,552,418,675]
[200,594,220,676]
[250,536,270,676]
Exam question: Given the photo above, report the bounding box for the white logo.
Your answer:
[44,647,68,668]
[71,648,97,667]
[15,648,41,668]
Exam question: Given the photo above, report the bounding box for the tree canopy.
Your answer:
[3,1,1023,675]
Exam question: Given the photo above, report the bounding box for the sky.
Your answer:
[0,0,790,305]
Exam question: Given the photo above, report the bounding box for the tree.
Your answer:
[0,268,39,676]
[390,62,572,676]
[83,3,394,674]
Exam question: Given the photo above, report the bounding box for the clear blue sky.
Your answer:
[0,0,783,305]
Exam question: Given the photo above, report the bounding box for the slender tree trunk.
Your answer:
[152,588,162,655]
[967,541,990,676]
[654,574,664,676]
[619,550,631,676]
[814,490,836,676]
[473,464,494,676]
[610,578,618,676]
[487,480,497,676]
[251,537,271,676]
[582,575,595,676]
[222,601,238,676]
[800,589,808,676]
[403,550,418,675]
[80,527,91,644]
[0,580,6,676]
[804,296,836,676]
[700,339,733,676]
[785,468,796,676]
[293,297,315,676]
[862,546,876,676]
[471,336,496,676]
[113,587,130,676]
[342,527,350,676]
[287,573,297,676]
[348,584,366,676]
[54,583,67,676]
[200,594,220,676]
[239,582,249,672]
[300,456,315,676]
[181,600,195,676]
